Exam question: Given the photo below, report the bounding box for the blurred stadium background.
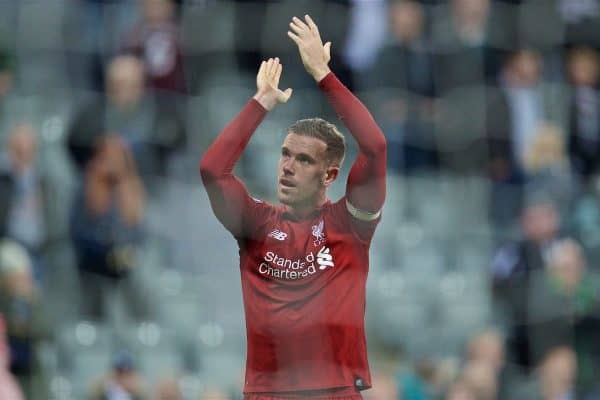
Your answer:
[0,0,599,399]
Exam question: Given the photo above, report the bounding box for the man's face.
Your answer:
[522,203,558,243]
[107,58,145,110]
[8,124,37,173]
[277,133,332,208]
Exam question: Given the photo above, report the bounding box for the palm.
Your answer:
[256,58,292,104]
[287,15,331,82]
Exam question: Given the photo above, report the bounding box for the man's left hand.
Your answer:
[288,15,331,82]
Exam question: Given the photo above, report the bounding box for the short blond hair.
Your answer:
[288,118,346,167]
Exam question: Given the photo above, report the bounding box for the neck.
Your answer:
[286,193,328,219]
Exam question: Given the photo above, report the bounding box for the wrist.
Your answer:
[311,66,331,83]
[253,90,277,111]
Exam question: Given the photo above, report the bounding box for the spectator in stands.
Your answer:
[67,55,185,180]
[570,175,600,261]
[487,49,568,228]
[154,376,183,400]
[499,49,568,174]
[70,135,148,321]
[523,122,579,218]
[0,239,49,400]
[369,0,438,172]
[527,239,600,390]
[0,314,24,400]
[91,350,147,400]
[0,34,14,102]
[431,0,500,91]
[0,124,49,283]
[396,357,448,399]
[370,0,434,97]
[515,346,577,400]
[445,381,477,400]
[342,0,387,77]
[465,329,527,398]
[490,197,562,370]
[558,0,600,48]
[491,198,562,281]
[199,386,232,400]
[458,361,498,400]
[567,46,600,183]
[362,369,398,400]
[64,0,137,91]
[123,0,186,94]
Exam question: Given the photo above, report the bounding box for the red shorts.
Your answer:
[244,395,362,400]
[243,387,363,400]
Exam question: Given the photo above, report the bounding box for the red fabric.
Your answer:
[244,390,363,400]
[200,73,386,393]
[244,396,362,400]
[243,385,362,399]
[318,73,386,215]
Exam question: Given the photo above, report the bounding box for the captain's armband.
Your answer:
[346,199,381,222]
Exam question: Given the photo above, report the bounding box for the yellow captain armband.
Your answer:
[346,199,381,222]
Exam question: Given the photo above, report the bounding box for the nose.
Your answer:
[281,158,294,175]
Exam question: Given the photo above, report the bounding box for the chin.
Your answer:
[278,195,294,205]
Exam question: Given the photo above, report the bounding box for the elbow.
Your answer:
[365,134,387,158]
[375,134,387,154]
[199,156,217,183]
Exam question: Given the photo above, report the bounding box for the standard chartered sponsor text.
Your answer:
[259,251,318,280]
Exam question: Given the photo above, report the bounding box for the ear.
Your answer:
[323,165,339,187]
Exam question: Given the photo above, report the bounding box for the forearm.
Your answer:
[199,98,268,236]
[318,72,387,157]
[319,73,387,211]
[199,99,267,182]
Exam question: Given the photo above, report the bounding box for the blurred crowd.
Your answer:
[0,0,598,399]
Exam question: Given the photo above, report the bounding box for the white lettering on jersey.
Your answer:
[258,249,335,280]
[268,230,288,241]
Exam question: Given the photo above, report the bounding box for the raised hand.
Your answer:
[287,15,331,82]
[253,57,293,111]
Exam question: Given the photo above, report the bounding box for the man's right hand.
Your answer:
[253,57,293,111]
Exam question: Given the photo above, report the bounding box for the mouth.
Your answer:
[279,178,296,189]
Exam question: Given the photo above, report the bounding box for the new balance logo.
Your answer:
[317,246,334,269]
[268,230,288,241]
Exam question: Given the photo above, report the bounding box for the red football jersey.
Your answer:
[200,72,387,395]
[236,197,379,392]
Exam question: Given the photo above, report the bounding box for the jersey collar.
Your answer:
[281,200,332,221]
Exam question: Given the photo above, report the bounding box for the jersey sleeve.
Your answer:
[200,99,275,239]
[318,73,387,235]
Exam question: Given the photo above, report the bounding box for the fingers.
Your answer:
[288,15,322,47]
[324,41,332,59]
[266,58,275,77]
[279,88,293,103]
[289,21,306,39]
[291,16,310,33]
[268,57,280,79]
[258,60,266,77]
[287,30,301,46]
[304,14,320,35]
[274,62,282,86]
[258,57,285,87]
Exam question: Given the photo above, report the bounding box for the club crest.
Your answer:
[312,219,326,246]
